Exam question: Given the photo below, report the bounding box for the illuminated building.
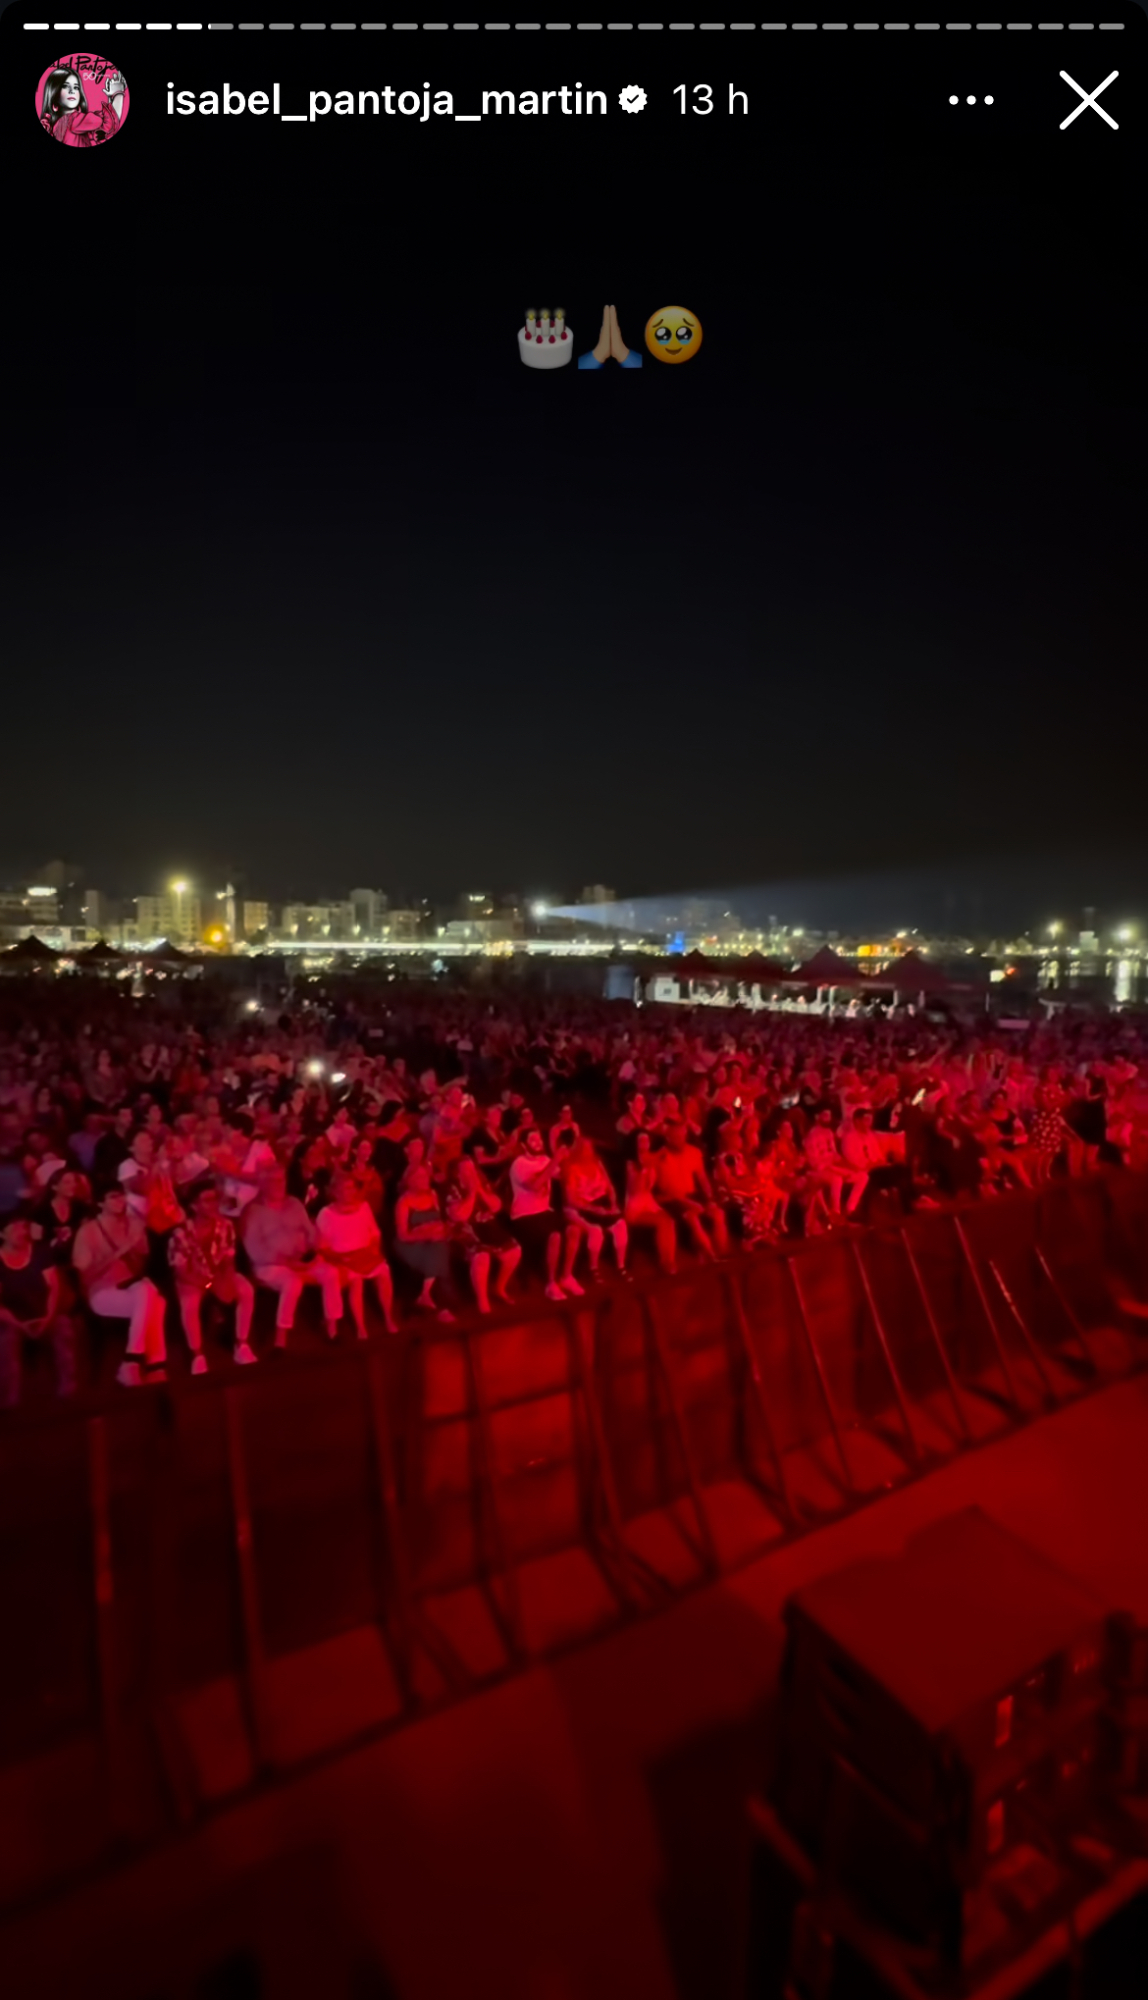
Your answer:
[136,891,203,944]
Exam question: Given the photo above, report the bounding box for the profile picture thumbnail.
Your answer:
[37,55,128,148]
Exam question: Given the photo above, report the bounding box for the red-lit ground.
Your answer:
[2,1368,1146,2000]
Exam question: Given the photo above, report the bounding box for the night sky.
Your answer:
[7,18,1146,923]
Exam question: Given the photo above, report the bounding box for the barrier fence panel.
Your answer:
[857,1229,972,1451]
[0,1412,110,1907]
[100,1401,178,1847]
[737,1250,856,1522]
[1101,1170,1148,1301]
[961,1195,1095,1406]
[2,1173,1148,1908]
[227,1363,405,1771]
[467,1312,633,1657]
[396,1326,517,1688]
[784,1237,920,1493]
[643,1267,789,1570]
[1033,1175,1148,1379]
[592,1281,715,1593]
[898,1209,1022,1428]
[151,1388,259,1816]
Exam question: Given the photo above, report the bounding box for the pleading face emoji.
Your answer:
[644,307,702,365]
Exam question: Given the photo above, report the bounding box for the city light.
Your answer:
[1047,921,1061,938]
[1117,925,1135,943]
[169,879,189,895]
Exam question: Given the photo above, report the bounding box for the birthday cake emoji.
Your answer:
[518,307,573,369]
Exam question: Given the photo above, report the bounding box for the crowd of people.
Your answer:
[2,984,1146,1405]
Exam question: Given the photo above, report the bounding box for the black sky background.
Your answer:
[5,16,1146,924]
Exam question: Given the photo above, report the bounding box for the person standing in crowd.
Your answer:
[169,1181,258,1372]
[73,1185,168,1386]
[0,1213,78,1408]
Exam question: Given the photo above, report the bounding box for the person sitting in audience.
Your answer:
[393,1164,458,1321]
[651,1121,730,1260]
[35,1167,89,1281]
[548,1103,582,1159]
[289,1134,334,1217]
[560,1136,629,1281]
[615,1089,652,1157]
[348,1135,386,1219]
[445,1154,521,1313]
[315,1170,399,1337]
[713,1145,775,1244]
[1027,1084,1071,1184]
[978,1090,1033,1191]
[804,1104,868,1219]
[92,1105,134,1185]
[839,1106,912,1215]
[0,1212,78,1408]
[465,1102,518,1176]
[624,1129,678,1275]
[159,1128,212,1193]
[325,1102,357,1161]
[169,1181,257,1371]
[508,1128,583,1303]
[73,1184,167,1386]
[241,1164,324,1350]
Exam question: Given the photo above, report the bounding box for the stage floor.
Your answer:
[3,1371,1147,2000]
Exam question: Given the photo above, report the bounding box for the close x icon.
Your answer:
[1059,70,1119,131]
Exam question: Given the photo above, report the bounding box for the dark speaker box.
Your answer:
[777,1508,1108,1831]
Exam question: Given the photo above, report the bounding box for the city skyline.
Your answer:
[2,853,1145,961]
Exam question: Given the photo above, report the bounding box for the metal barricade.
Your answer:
[631,1266,790,1572]
[466,1310,636,1658]
[1,1172,1146,1908]
[590,1278,718,1593]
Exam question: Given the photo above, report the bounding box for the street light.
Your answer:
[1047,921,1061,939]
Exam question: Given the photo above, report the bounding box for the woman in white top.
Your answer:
[315,1171,398,1337]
